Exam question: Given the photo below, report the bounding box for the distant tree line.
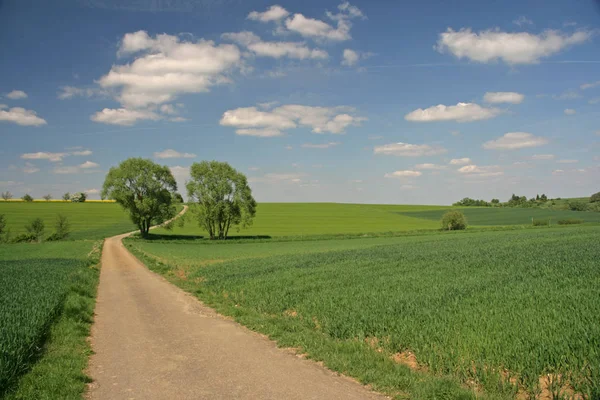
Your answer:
[454,191,600,212]
[0,191,88,202]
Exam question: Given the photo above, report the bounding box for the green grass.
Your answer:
[0,241,101,398]
[400,207,600,226]
[0,202,136,240]
[127,226,600,399]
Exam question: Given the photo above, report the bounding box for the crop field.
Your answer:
[127,226,600,399]
[0,202,136,240]
[400,207,600,226]
[0,241,100,398]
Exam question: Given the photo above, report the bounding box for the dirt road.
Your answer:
[86,222,385,399]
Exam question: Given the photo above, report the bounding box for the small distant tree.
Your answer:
[441,210,468,231]
[62,192,70,202]
[25,217,45,242]
[102,158,178,237]
[187,161,256,240]
[491,198,500,204]
[540,194,548,202]
[591,192,600,203]
[1,191,12,201]
[55,214,70,239]
[43,194,52,202]
[22,194,33,202]
[70,192,87,202]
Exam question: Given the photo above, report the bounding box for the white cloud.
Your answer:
[552,90,580,100]
[71,150,93,156]
[220,104,365,136]
[400,184,416,190]
[6,90,28,99]
[564,108,576,115]
[552,169,564,174]
[483,91,524,104]
[21,152,67,162]
[222,31,328,60]
[248,5,290,22]
[57,86,107,100]
[53,166,80,174]
[385,170,422,178]
[90,108,161,126]
[0,107,47,126]
[513,16,533,27]
[589,97,600,104]
[159,104,177,115]
[374,142,447,157]
[23,162,39,174]
[341,49,359,66]
[85,188,100,194]
[169,165,191,183]
[405,102,501,122]
[301,142,340,149]
[248,166,260,171]
[483,132,548,150]
[99,31,242,109]
[581,81,600,90]
[557,159,578,164]
[449,158,472,165]
[414,163,447,170]
[154,149,196,159]
[531,154,555,160]
[283,2,364,41]
[436,28,591,64]
[79,161,99,169]
[249,172,306,184]
[458,164,504,177]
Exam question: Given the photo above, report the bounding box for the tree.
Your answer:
[102,158,177,237]
[1,191,12,201]
[441,210,468,230]
[22,194,33,202]
[187,161,256,240]
[25,217,45,242]
[43,194,52,202]
[491,199,500,204]
[62,192,70,202]
[591,192,600,203]
[540,194,548,202]
[70,192,87,202]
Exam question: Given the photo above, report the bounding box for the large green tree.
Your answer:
[187,161,256,240]
[102,158,178,237]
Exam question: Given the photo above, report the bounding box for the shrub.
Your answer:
[558,219,584,225]
[532,219,550,226]
[12,233,38,243]
[54,214,70,239]
[22,194,34,202]
[591,192,600,203]
[568,201,588,211]
[441,210,468,230]
[25,218,45,242]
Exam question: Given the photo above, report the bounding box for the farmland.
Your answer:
[0,202,136,240]
[0,240,100,398]
[127,225,600,399]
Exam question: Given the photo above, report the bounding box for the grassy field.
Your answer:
[0,241,101,398]
[127,225,600,399]
[0,202,136,240]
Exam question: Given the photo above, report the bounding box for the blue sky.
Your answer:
[1,0,599,204]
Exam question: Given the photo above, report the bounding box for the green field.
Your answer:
[0,202,136,240]
[0,241,100,398]
[127,226,600,399]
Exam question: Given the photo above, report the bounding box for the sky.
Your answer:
[1,0,599,204]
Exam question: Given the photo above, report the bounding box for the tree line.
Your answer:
[453,191,600,212]
[1,192,88,202]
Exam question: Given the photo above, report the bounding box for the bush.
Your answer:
[22,194,33,202]
[558,219,584,225]
[568,201,588,211]
[441,210,468,230]
[591,192,600,203]
[25,218,45,242]
[12,233,39,243]
[54,214,70,239]
[532,219,550,226]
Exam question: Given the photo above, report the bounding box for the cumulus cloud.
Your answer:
[53,161,100,174]
[483,92,524,104]
[21,152,67,162]
[79,161,99,169]
[220,104,365,137]
[405,102,502,122]
[449,158,472,165]
[531,154,555,160]
[71,150,93,156]
[5,90,28,99]
[85,188,100,194]
[57,86,108,100]
[414,163,447,170]
[53,166,81,174]
[483,132,548,150]
[513,16,533,27]
[23,162,39,174]
[564,108,576,115]
[458,164,504,177]
[154,149,196,159]
[222,31,328,60]
[374,142,447,157]
[436,28,591,64]
[385,170,422,178]
[90,108,161,126]
[581,81,600,90]
[248,5,290,22]
[301,142,340,149]
[98,30,242,109]
[169,165,191,184]
[0,107,47,126]
[249,172,306,184]
[341,49,372,66]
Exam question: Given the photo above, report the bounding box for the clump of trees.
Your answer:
[187,161,256,240]
[102,158,178,237]
[70,192,87,203]
[453,198,491,207]
[591,192,600,203]
[441,210,467,230]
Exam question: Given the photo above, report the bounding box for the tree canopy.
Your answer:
[102,158,178,236]
[186,161,256,240]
